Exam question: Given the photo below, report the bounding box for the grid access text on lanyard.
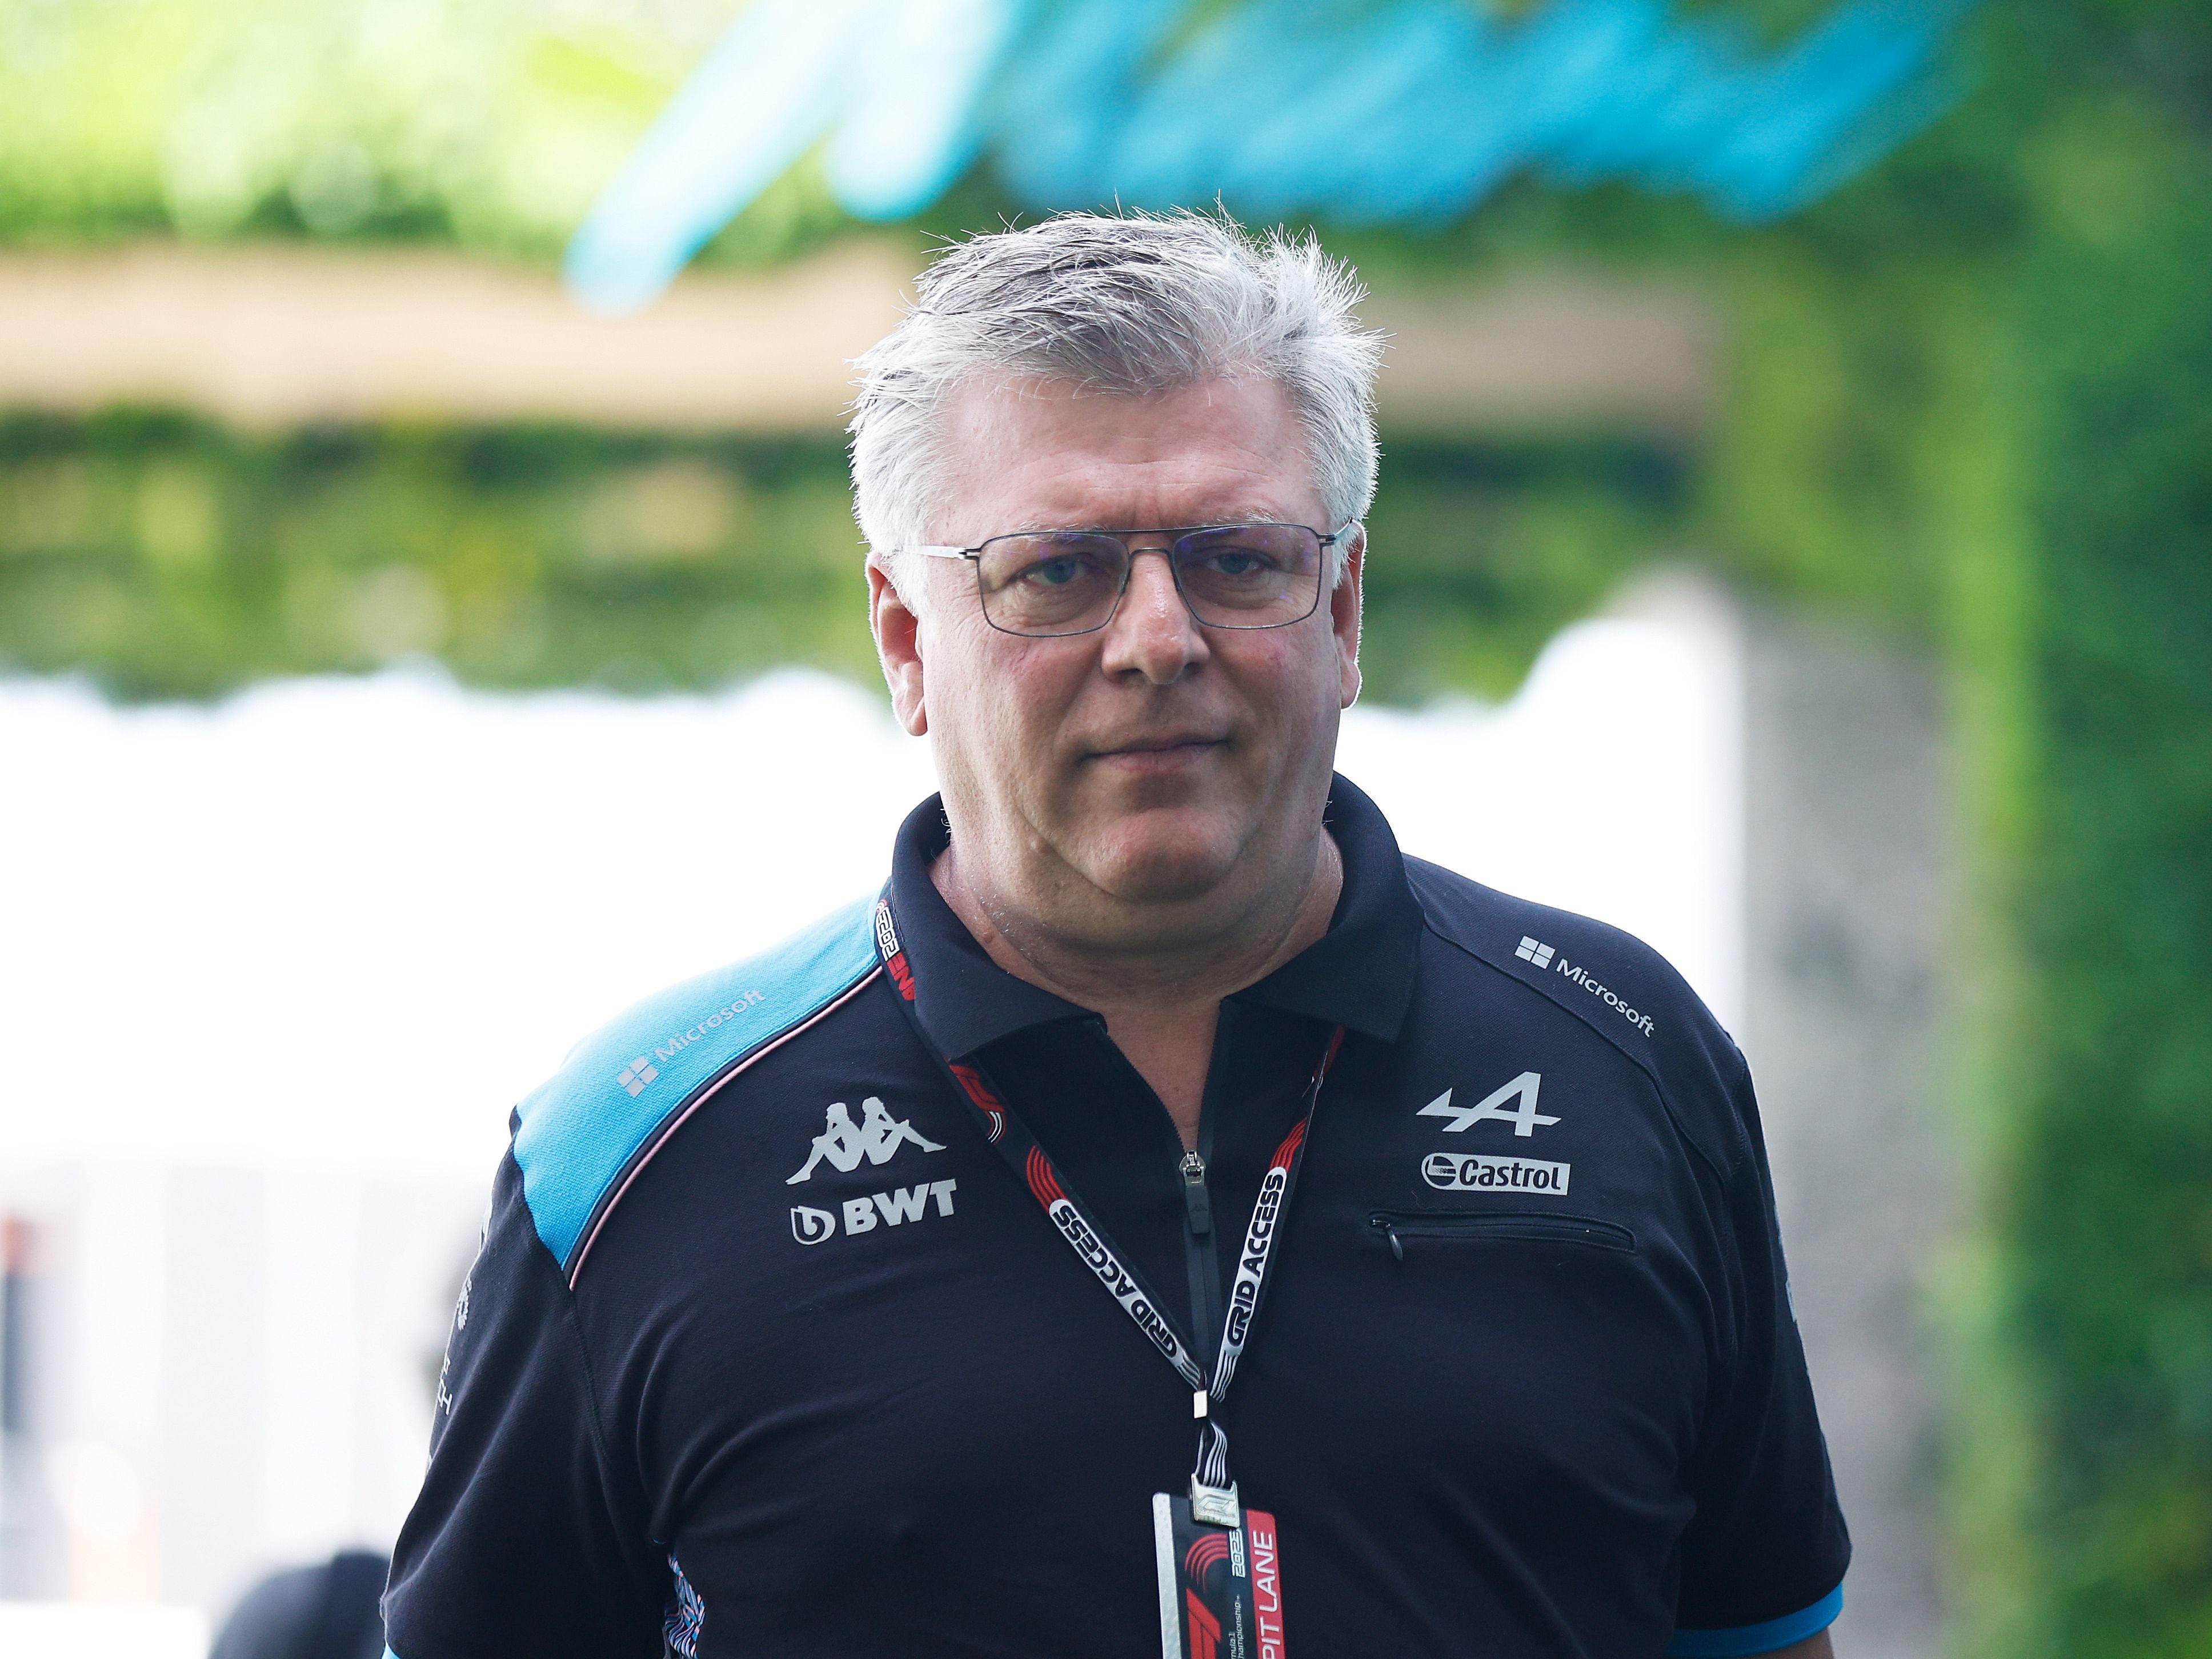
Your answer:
[936,977,1346,1524]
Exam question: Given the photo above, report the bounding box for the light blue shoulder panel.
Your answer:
[513,895,879,1271]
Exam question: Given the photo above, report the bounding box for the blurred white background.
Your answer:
[0,586,1741,1647]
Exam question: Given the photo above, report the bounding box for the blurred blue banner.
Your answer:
[567,0,1964,311]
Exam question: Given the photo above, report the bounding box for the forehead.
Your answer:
[934,375,1324,536]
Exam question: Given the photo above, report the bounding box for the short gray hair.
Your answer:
[848,210,1384,591]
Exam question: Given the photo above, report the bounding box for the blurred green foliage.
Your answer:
[0,0,702,253]
[0,0,873,266]
[1,0,2209,1652]
[0,414,876,696]
[1707,7,2212,1656]
[1994,82,2212,1659]
[0,410,1685,703]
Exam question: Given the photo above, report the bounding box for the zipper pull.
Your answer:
[1179,1151,1212,1236]
[1372,1216,1404,1261]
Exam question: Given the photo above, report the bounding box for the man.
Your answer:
[384,212,1848,1658]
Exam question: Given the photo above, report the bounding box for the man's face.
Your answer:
[869,374,1363,947]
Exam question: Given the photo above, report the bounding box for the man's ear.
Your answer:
[1331,526,1365,710]
[868,556,929,736]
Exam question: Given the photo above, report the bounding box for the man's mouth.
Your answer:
[1086,732,1229,768]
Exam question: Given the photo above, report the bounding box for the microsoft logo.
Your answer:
[615,1056,659,1097]
[1515,936,1556,969]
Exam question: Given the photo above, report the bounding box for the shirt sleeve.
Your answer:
[383,1147,665,1659]
[1669,1052,1852,1656]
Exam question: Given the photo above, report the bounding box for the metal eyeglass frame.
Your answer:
[888,522,1356,638]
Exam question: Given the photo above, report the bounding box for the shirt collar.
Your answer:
[881,773,1424,1061]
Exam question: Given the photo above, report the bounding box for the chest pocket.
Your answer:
[1369,1209,1636,1260]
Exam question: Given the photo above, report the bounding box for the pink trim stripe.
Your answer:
[567,965,885,1288]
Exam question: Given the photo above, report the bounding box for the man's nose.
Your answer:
[1099,546,1207,684]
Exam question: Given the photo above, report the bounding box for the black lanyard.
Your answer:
[880,899,1344,1511]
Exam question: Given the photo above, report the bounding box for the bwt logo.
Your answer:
[790,1180,959,1245]
[1515,936,1556,969]
[615,1056,659,1097]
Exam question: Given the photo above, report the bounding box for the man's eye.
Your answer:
[1027,557,1086,587]
[1203,550,1273,576]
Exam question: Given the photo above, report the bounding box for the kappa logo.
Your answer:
[1418,1071,1560,1136]
[786,1097,945,1184]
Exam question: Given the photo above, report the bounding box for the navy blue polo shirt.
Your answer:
[385,776,1848,1659]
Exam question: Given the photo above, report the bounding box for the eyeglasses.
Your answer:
[893,522,1351,639]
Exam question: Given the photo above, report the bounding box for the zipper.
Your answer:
[1179,1151,1213,1235]
[1180,1145,1222,1369]
[1370,1210,1636,1261]
[1182,1008,1237,1372]
[1087,1017,1224,1369]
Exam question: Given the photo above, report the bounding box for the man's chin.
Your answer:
[1089,863,1233,909]
[1069,822,1247,910]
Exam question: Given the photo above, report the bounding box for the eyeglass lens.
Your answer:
[972,524,1324,636]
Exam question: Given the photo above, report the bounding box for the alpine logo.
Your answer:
[1517,935,1656,1037]
[615,1056,659,1097]
[787,1097,945,1184]
[789,1180,959,1245]
[1418,1071,1558,1136]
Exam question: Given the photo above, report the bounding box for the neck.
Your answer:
[932,831,1343,1149]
